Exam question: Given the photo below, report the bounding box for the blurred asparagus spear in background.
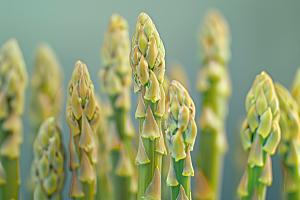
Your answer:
[30,43,63,141]
[237,71,281,200]
[195,10,232,200]
[275,83,300,200]
[0,38,28,200]
[31,117,65,200]
[66,61,100,200]
[165,80,197,200]
[99,13,136,200]
[168,62,190,91]
[95,96,113,200]
[27,44,63,195]
[129,12,167,200]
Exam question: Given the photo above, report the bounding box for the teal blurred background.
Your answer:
[1,1,300,199]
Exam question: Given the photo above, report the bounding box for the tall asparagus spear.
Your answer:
[237,71,281,200]
[165,80,197,200]
[30,44,63,139]
[275,83,300,200]
[195,10,232,200]
[66,61,100,200]
[129,12,167,200]
[0,38,28,199]
[95,96,113,200]
[99,13,136,200]
[32,117,65,200]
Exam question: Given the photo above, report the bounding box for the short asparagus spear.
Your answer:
[0,38,28,200]
[66,61,100,200]
[165,80,197,200]
[30,43,63,139]
[129,12,167,200]
[195,10,232,200]
[275,83,300,200]
[237,71,281,200]
[32,117,65,200]
[99,13,136,200]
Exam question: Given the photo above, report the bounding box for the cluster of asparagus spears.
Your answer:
[0,9,299,200]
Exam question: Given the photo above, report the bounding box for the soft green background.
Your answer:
[1,1,300,199]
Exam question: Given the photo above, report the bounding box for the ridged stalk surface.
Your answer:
[237,72,281,200]
[66,61,100,200]
[165,80,197,200]
[0,39,28,200]
[99,13,136,200]
[130,12,167,200]
[32,117,65,199]
[275,83,300,200]
[196,10,232,200]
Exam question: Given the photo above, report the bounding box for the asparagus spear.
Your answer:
[165,80,197,200]
[30,44,63,140]
[0,38,28,200]
[99,13,136,200]
[291,67,300,117]
[66,61,100,200]
[195,10,232,200]
[162,75,171,200]
[27,44,64,196]
[275,83,300,200]
[95,95,113,200]
[237,71,281,200]
[129,12,167,200]
[31,117,65,200]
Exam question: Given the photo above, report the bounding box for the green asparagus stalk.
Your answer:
[27,44,63,195]
[291,67,300,117]
[129,12,167,200]
[99,13,136,200]
[0,38,28,200]
[30,43,63,139]
[66,61,100,200]
[31,117,65,199]
[165,80,197,200]
[162,75,171,200]
[275,83,300,200]
[237,71,281,200]
[95,95,113,200]
[195,10,232,200]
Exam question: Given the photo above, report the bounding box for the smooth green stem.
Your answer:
[75,182,95,200]
[198,129,223,200]
[197,80,228,200]
[171,158,191,200]
[111,96,136,200]
[0,129,19,200]
[110,150,132,200]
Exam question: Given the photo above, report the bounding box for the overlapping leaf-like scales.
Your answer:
[165,80,197,199]
[237,71,281,200]
[66,61,100,198]
[0,39,28,199]
[130,12,166,200]
[275,82,300,196]
[32,117,65,199]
